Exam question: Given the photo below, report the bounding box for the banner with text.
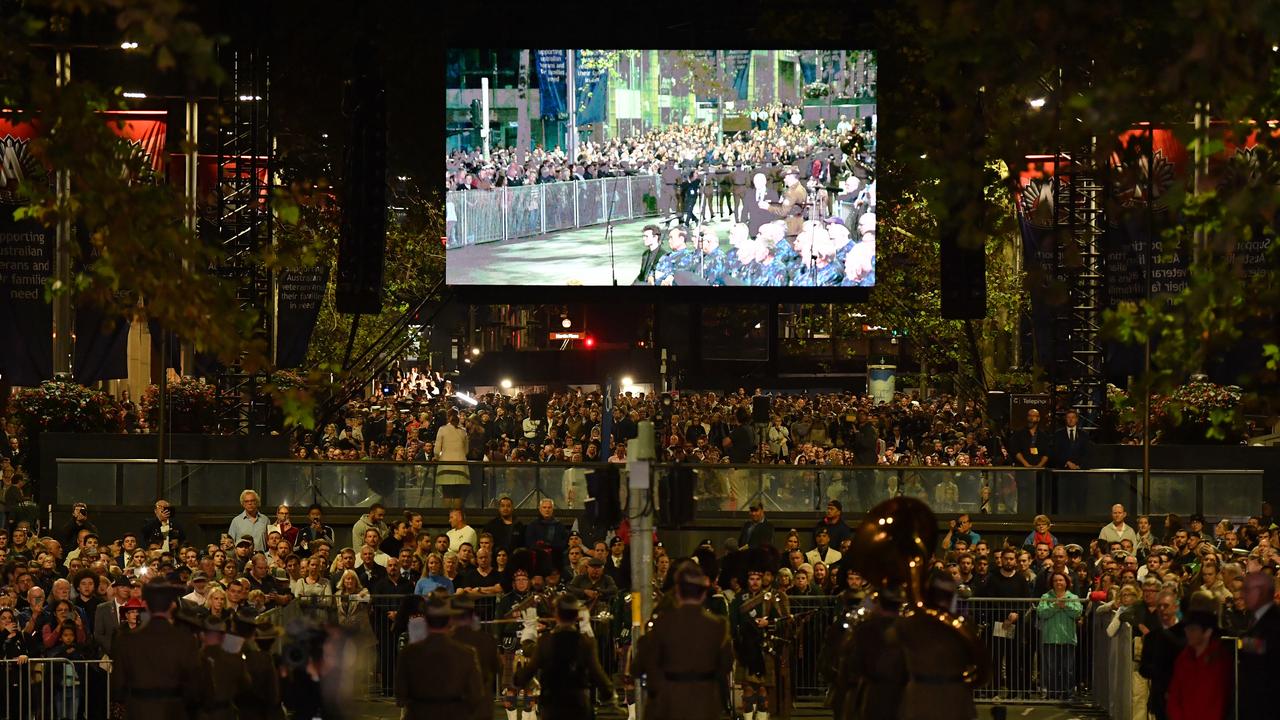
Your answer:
[725,50,752,101]
[275,267,329,368]
[535,50,568,119]
[575,50,610,126]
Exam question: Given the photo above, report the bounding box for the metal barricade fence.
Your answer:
[783,595,843,699]
[1,657,112,720]
[958,596,1093,703]
[445,176,661,249]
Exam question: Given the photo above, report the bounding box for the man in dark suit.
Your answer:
[634,225,665,285]
[742,171,777,237]
[738,502,775,550]
[450,596,502,720]
[1138,590,1185,720]
[111,582,203,720]
[635,561,732,720]
[396,596,487,720]
[1052,409,1091,470]
[1238,572,1280,719]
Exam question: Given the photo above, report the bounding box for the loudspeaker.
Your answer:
[336,43,387,315]
[987,391,1010,428]
[752,395,771,425]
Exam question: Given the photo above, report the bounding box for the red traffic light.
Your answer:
[584,336,595,348]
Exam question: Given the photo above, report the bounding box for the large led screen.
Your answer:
[445,49,876,289]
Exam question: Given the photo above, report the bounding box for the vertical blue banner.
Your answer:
[725,50,751,101]
[535,49,567,118]
[800,52,818,85]
[575,49,610,125]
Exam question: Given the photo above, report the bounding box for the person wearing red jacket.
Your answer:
[1166,603,1232,720]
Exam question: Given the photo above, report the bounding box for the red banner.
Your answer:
[102,110,168,173]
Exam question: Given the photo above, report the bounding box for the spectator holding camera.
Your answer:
[141,499,185,552]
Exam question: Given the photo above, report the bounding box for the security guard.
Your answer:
[515,595,614,720]
[635,561,732,720]
[196,616,252,720]
[451,595,503,720]
[396,595,487,720]
[111,581,203,720]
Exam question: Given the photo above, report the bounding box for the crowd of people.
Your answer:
[444,103,864,192]
[1,480,1273,719]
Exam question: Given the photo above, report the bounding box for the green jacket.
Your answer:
[1036,591,1083,645]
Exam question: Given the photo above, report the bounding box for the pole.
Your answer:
[1141,125,1154,513]
[627,420,655,720]
[181,99,199,374]
[156,330,168,499]
[481,76,491,162]
[567,49,578,162]
[52,49,72,377]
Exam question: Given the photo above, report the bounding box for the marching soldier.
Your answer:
[395,595,487,719]
[111,581,202,720]
[515,595,615,720]
[196,616,252,720]
[890,571,989,720]
[233,609,287,720]
[731,566,782,720]
[833,589,905,720]
[451,595,503,720]
[635,561,732,720]
[498,568,552,720]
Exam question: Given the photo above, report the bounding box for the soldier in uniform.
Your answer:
[653,227,699,286]
[395,595,487,720]
[515,595,614,720]
[759,166,809,238]
[833,589,905,720]
[731,165,750,222]
[195,616,252,720]
[659,161,681,221]
[498,568,552,720]
[731,565,782,720]
[635,561,732,720]
[111,581,203,720]
[890,571,988,720]
[232,609,286,720]
[451,595,503,720]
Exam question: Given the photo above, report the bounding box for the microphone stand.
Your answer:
[606,177,619,286]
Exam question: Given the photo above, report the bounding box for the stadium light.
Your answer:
[123,91,147,99]
[500,378,513,389]
[471,347,481,356]
[120,41,139,50]
[620,376,633,387]
[1028,97,1047,109]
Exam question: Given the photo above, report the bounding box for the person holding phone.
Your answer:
[140,499,185,552]
[57,502,98,552]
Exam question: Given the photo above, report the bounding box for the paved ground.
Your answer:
[347,698,1108,719]
[446,214,741,286]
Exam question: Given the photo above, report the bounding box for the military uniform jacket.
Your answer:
[396,633,487,720]
[635,603,732,720]
[891,610,986,720]
[196,644,252,720]
[515,626,613,719]
[452,624,503,720]
[110,617,203,720]
[766,183,809,237]
[239,644,286,720]
[654,248,699,286]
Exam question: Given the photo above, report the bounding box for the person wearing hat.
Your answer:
[395,595,487,720]
[730,559,782,720]
[635,561,732,720]
[515,595,614,720]
[568,556,618,620]
[450,595,502,720]
[832,585,906,720]
[805,526,842,567]
[231,609,286,720]
[182,572,211,609]
[603,536,630,592]
[1164,592,1230,720]
[813,499,852,548]
[195,615,251,720]
[111,581,203,720]
[497,566,551,720]
[95,575,136,655]
[893,570,988,720]
[758,164,808,238]
[738,502,775,551]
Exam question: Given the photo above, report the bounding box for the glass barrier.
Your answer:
[53,459,1265,523]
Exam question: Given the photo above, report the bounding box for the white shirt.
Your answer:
[806,547,842,566]
[159,522,172,552]
[182,590,207,607]
[1098,522,1139,546]
[447,525,479,553]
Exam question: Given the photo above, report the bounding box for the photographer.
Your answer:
[57,502,97,551]
[141,499,185,552]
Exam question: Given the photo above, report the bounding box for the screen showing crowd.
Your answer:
[444,49,876,287]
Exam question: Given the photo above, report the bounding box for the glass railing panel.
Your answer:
[56,461,117,506]
[1200,471,1264,519]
